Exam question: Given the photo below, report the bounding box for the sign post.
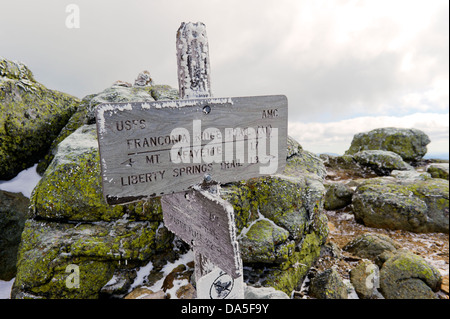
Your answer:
[95,22,287,299]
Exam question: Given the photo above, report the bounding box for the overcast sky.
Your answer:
[1,0,448,157]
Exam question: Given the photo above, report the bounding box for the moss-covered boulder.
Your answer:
[0,57,79,180]
[0,190,31,280]
[352,177,449,233]
[427,163,449,180]
[309,268,348,299]
[380,250,442,299]
[343,233,401,266]
[352,150,413,176]
[12,80,179,299]
[238,219,294,264]
[345,127,430,162]
[221,145,329,294]
[11,218,162,299]
[324,183,354,210]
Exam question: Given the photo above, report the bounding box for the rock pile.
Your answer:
[1,57,448,299]
[310,126,448,299]
[0,57,79,180]
[2,59,328,299]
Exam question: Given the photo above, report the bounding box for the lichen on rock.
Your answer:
[345,127,430,163]
[380,249,442,299]
[12,219,160,299]
[352,150,413,175]
[0,56,79,180]
[352,177,449,233]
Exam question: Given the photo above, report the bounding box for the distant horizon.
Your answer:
[318,151,449,161]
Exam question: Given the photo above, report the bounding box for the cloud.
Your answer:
[1,0,448,126]
[289,112,449,157]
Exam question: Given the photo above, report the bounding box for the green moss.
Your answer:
[354,177,448,233]
[239,220,293,264]
[222,175,314,240]
[12,219,159,299]
[32,149,124,221]
[264,231,323,294]
[220,181,260,234]
[0,73,79,179]
[30,259,115,299]
[380,250,442,298]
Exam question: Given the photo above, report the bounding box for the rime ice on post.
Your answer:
[95,21,287,299]
[173,21,244,299]
[176,22,211,99]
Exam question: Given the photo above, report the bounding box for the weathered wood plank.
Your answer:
[96,95,287,205]
[161,185,242,279]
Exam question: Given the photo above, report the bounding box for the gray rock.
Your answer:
[352,177,449,233]
[350,260,381,299]
[244,285,290,299]
[324,183,354,210]
[286,136,303,158]
[352,150,413,175]
[344,233,401,266]
[0,190,31,280]
[0,56,79,179]
[134,70,153,87]
[345,127,430,162]
[239,219,295,264]
[380,250,442,299]
[390,169,431,181]
[427,163,449,180]
[309,268,348,299]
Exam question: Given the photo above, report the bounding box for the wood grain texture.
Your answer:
[161,187,242,278]
[96,95,287,205]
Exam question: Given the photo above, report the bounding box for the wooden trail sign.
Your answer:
[96,95,287,205]
[96,21,288,299]
[161,185,242,279]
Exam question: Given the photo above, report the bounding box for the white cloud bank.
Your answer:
[1,1,448,158]
[289,112,449,157]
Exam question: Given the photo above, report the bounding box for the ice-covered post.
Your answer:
[176,22,211,99]
[173,21,244,299]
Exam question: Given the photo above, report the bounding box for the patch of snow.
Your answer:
[130,260,154,291]
[0,164,41,198]
[145,250,194,298]
[0,278,14,299]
